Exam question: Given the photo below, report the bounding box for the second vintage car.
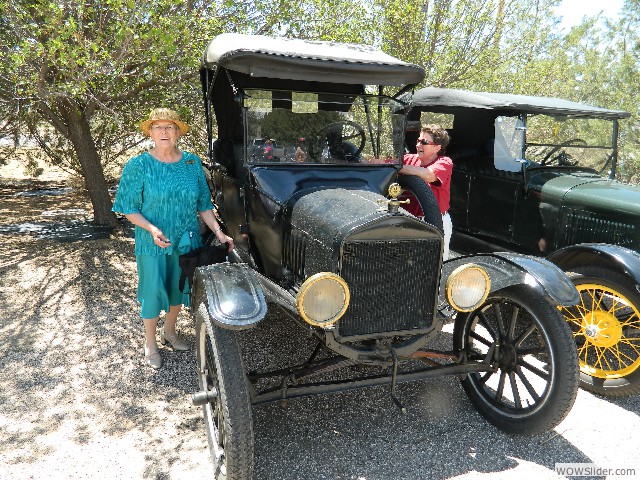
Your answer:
[407,87,640,397]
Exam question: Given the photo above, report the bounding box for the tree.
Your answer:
[4,0,636,226]
[533,1,640,183]
[0,0,376,225]
[370,0,565,90]
[0,0,232,225]
[576,1,640,183]
[226,0,376,44]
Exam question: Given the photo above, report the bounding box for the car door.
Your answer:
[511,184,547,254]
[465,157,519,244]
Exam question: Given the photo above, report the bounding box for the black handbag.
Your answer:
[178,243,228,292]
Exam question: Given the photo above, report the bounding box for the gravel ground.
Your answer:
[1,168,640,480]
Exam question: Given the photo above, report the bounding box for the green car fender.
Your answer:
[546,243,640,286]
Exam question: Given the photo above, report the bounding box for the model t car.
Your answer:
[406,87,640,397]
[190,33,581,479]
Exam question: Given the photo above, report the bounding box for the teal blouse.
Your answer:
[112,151,214,256]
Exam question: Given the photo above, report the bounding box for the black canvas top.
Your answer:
[202,33,425,87]
[411,87,630,119]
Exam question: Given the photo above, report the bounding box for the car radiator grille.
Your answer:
[337,238,441,338]
[562,211,637,248]
[283,230,306,278]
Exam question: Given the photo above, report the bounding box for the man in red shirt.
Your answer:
[399,124,453,259]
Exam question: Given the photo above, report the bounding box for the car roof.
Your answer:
[202,33,425,87]
[410,87,630,120]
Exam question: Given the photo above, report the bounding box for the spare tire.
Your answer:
[397,175,443,233]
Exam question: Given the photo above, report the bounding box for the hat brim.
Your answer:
[140,119,190,136]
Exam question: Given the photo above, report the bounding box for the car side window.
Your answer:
[494,116,524,172]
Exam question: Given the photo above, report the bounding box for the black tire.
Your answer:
[397,174,443,233]
[559,266,640,397]
[453,286,579,434]
[196,303,254,480]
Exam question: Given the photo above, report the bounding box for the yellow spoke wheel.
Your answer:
[560,267,640,397]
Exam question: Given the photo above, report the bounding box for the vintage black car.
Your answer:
[407,87,640,397]
[190,34,581,479]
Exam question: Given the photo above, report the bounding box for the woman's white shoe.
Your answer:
[160,327,189,351]
[144,344,162,369]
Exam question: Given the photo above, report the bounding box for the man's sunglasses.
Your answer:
[417,138,436,146]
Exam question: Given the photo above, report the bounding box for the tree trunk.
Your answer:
[65,109,119,227]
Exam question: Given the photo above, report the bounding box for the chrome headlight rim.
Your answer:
[446,264,491,312]
[296,272,350,328]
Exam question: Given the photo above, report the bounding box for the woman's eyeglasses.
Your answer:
[417,138,436,146]
[152,125,178,132]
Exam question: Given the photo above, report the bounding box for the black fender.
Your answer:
[546,243,640,287]
[441,252,580,307]
[191,263,268,330]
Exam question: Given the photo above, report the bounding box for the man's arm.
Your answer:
[399,164,437,183]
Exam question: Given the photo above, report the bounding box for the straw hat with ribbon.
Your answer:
[140,108,190,136]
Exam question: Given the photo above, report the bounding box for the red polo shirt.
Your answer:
[401,154,452,215]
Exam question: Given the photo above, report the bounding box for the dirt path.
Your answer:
[2,166,640,480]
[0,171,213,479]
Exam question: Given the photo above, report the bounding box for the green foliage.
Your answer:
[0,0,229,172]
[546,1,640,184]
[1,0,638,190]
[371,0,561,89]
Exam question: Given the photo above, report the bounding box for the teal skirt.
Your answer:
[136,252,190,319]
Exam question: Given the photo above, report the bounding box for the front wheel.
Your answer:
[195,304,254,479]
[559,267,640,397]
[453,286,579,434]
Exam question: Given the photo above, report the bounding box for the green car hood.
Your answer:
[538,172,640,250]
[540,174,640,215]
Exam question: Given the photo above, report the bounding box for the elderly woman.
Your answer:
[112,108,234,369]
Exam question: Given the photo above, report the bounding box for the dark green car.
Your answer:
[408,87,640,396]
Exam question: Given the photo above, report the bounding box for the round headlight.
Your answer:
[446,264,490,312]
[296,272,350,328]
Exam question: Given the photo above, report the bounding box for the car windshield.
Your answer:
[495,115,613,174]
[243,89,405,165]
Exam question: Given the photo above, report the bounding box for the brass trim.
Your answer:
[296,272,350,327]
[388,182,402,199]
[445,264,490,312]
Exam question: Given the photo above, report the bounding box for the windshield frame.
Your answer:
[240,88,407,167]
[493,112,621,179]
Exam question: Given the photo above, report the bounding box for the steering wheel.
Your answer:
[310,121,366,162]
[540,138,587,166]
